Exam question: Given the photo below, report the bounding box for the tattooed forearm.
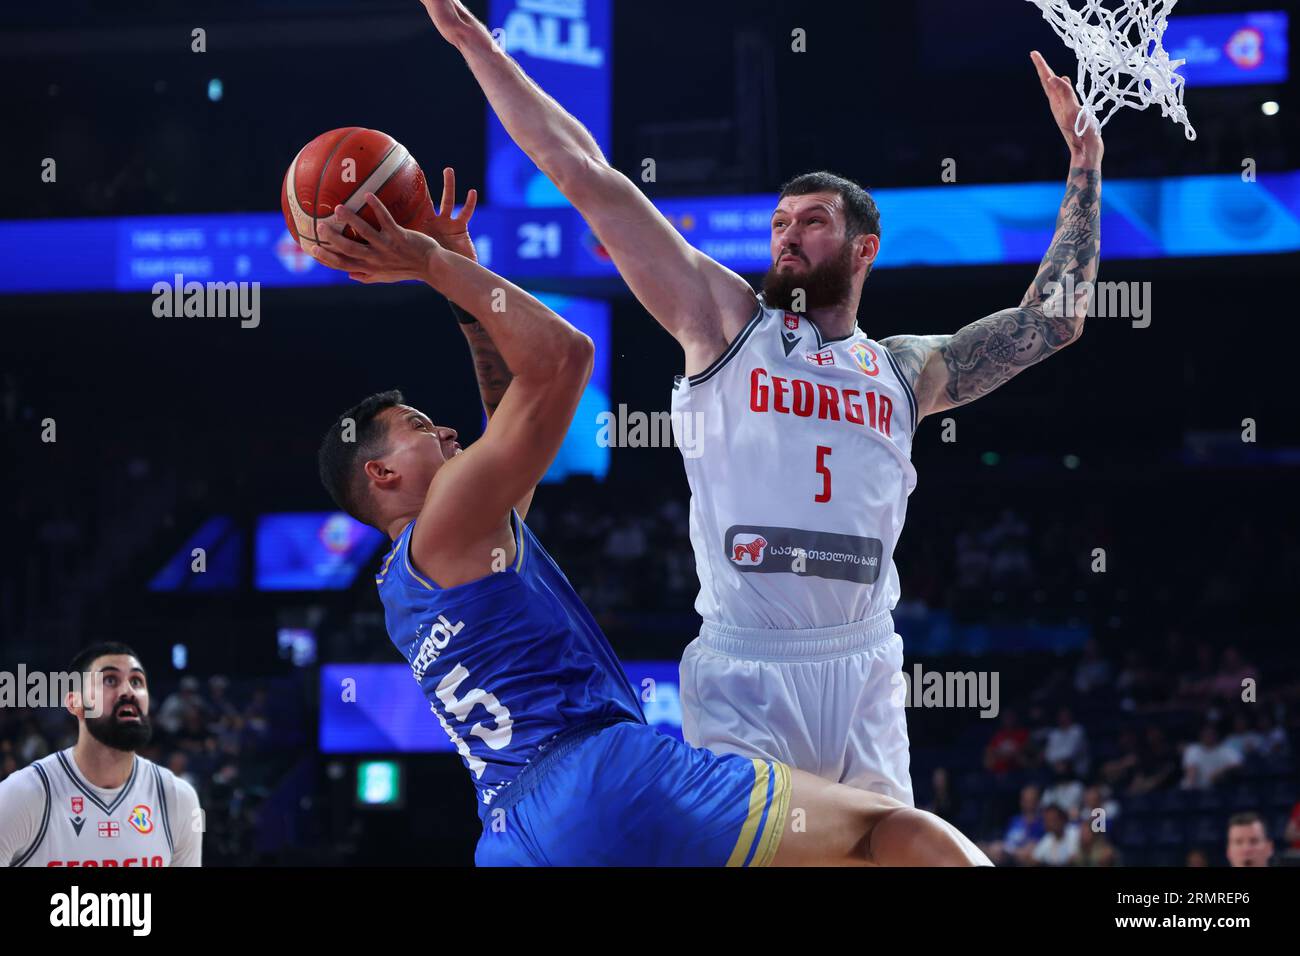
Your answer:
[461,320,514,416]
[1023,166,1101,311]
[881,164,1100,417]
[937,164,1100,408]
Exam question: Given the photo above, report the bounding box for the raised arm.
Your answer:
[449,295,534,518]
[882,51,1102,421]
[420,0,756,375]
[413,246,591,561]
[314,194,591,582]
[420,168,533,517]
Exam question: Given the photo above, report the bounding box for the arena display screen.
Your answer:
[255,512,387,591]
[319,660,682,754]
[535,292,610,483]
[486,0,611,207]
[1164,12,1289,87]
[3,172,1298,296]
[148,515,243,592]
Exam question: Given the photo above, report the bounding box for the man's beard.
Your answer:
[85,705,153,752]
[761,240,857,312]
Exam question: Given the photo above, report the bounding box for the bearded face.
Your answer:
[84,697,153,752]
[76,654,153,753]
[761,236,858,313]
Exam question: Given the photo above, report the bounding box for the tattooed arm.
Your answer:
[453,306,514,419]
[450,303,536,520]
[419,167,534,518]
[882,51,1103,421]
[881,163,1099,417]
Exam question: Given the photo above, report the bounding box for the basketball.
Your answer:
[281,127,432,251]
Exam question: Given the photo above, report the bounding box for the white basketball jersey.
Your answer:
[0,748,201,867]
[670,295,918,630]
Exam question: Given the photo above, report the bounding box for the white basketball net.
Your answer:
[1026,0,1196,140]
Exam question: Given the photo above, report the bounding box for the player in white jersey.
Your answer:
[669,294,925,798]
[0,643,202,867]
[422,2,1101,806]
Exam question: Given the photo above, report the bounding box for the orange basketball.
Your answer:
[281,127,432,251]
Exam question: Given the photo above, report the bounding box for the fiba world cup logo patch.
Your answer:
[849,343,880,377]
[128,805,154,835]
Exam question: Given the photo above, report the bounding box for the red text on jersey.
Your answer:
[748,367,893,437]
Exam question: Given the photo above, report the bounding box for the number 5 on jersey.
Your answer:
[431,665,514,779]
[815,445,832,503]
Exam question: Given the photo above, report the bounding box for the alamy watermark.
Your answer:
[151,273,260,328]
[1043,274,1151,329]
[0,667,104,715]
[595,404,705,459]
[890,664,1000,718]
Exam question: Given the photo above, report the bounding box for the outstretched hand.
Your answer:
[311,193,442,285]
[1032,50,1103,163]
[413,167,479,262]
[420,0,492,49]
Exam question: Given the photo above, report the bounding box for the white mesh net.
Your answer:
[1026,0,1196,140]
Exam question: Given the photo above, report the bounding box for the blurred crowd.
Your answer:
[525,487,698,617]
[915,637,1298,867]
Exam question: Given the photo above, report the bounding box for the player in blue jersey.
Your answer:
[310,170,989,866]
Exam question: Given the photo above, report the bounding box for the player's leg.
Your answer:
[840,634,916,804]
[773,766,991,866]
[679,637,827,776]
[588,718,987,866]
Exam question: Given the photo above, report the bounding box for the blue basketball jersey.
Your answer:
[375,513,646,818]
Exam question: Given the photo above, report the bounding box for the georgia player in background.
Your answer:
[0,643,202,867]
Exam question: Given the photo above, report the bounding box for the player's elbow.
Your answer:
[552,153,620,205]
[1029,304,1085,350]
[537,331,593,387]
[563,331,596,375]
[516,331,592,388]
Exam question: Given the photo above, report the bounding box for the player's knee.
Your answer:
[857,802,911,865]
[828,789,908,864]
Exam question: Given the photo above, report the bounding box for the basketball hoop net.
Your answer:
[1026,0,1196,141]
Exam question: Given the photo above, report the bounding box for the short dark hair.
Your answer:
[318,388,405,528]
[778,170,881,243]
[70,642,143,677]
[1228,811,1267,834]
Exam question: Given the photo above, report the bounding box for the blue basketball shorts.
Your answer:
[474,720,792,866]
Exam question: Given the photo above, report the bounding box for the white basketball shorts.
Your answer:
[679,609,914,805]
